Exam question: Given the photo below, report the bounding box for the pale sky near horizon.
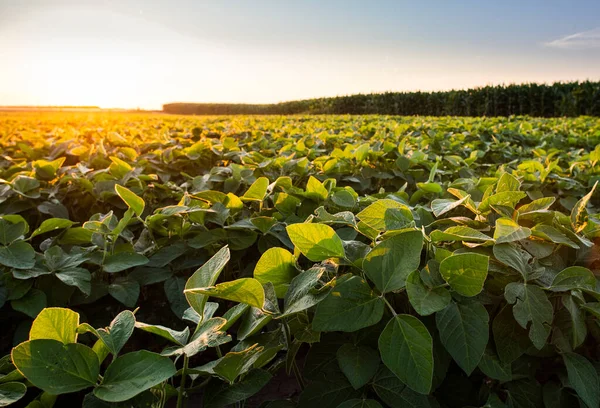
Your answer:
[0,0,599,109]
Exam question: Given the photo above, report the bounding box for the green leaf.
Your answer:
[114,185,145,217]
[103,252,149,273]
[286,223,345,261]
[562,352,600,408]
[378,315,433,395]
[29,307,80,344]
[134,322,189,346]
[504,282,553,349]
[439,253,489,297]
[430,226,494,244]
[336,344,380,390]
[496,173,520,193]
[306,176,329,201]
[185,278,265,309]
[570,181,597,233]
[242,177,269,202]
[30,218,75,239]
[11,339,99,394]
[94,351,176,402]
[108,279,140,308]
[98,310,136,356]
[298,371,360,408]
[204,369,272,408]
[530,224,579,249]
[11,288,46,318]
[549,266,596,292]
[492,305,531,364]
[313,275,384,332]
[493,218,531,244]
[478,347,512,382]
[431,195,470,218]
[211,344,263,384]
[184,246,230,318]
[56,267,92,295]
[254,247,297,298]
[479,191,527,213]
[0,241,36,269]
[0,218,27,245]
[337,399,383,408]
[283,267,329,316]
[0,382,27,406]
[372,366,435,407]
[436,302,489,375]
[362,230,423,293]
[406,270,451,316]
[493,243,531,280]
[356,199,414,231]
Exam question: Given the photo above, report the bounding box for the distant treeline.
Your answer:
[163,81,600,117]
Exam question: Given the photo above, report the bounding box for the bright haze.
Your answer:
[1,0,599,110]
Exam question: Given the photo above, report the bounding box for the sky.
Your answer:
[0,0,599,109]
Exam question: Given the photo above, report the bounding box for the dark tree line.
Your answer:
[163,81,600,117]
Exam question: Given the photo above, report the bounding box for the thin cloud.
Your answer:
[545,27,600,49]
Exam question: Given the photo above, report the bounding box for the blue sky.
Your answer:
[0,0,599,108]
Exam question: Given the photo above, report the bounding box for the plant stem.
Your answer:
[176,355,189,408]
[282,320,305,390]
[216,345,223,358]
[382,296,397,316]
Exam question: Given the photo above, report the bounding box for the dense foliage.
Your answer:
[163,81,600,117]
[1,112,600,407]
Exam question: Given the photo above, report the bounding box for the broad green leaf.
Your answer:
[286,223,345,261]
[0,218,27,245]
[356,199,414,231]
[12,339,99,394]
[492,305,531,364]
[29,307,79,344]
[313,275,384,332]
[56,267,92,295]
[496,173,520,193]
[254,247,297,298]
[94,351,176,402]
[283,267,329,316]
[298,371,360,408]
[97,310,136,356]
[406,270,451,316]
[332,190,357,208]
[11,288,46,318]
[114,185,145,217]
[372,366,434,407]
[479,191,527,213]
[430,226,494,244]
[108,279,140,308]
[134,322,189,346]
[166,318,231,357]
[237,307,272,340]
[204,369,272,408]
[493,218,531,244]
[378,314,433,395]
[0,382,27,406]
[209,344,263,384]
[562,352,600,408]
[363,229,423,293]
[570,181,597,233]
[436,302,489,375]
[518,197,556,214]
[431,195,470,218]
[185,278,265,309]
[478,347,511,382]
[504,282,553,349]
[0,241,35,269]
[306,176,329,201]
[184,246,230,318]
[337,399,383,408]
[242,177,269,202]
[549,266,596,292]
[30,219,75,239]
[493,243,531,280]
[530,224,579,249]
[439,253,489,297]
[103,252,149,273]
[336,344,380,389]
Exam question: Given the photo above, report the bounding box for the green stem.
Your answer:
[382,296,397,316]
[176,355,189,408]
[216,345,223,358]
[282,320,305,390]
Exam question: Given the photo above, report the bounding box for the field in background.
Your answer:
[1,112,600,407]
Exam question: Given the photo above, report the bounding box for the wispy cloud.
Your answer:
[545,27,600,49]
